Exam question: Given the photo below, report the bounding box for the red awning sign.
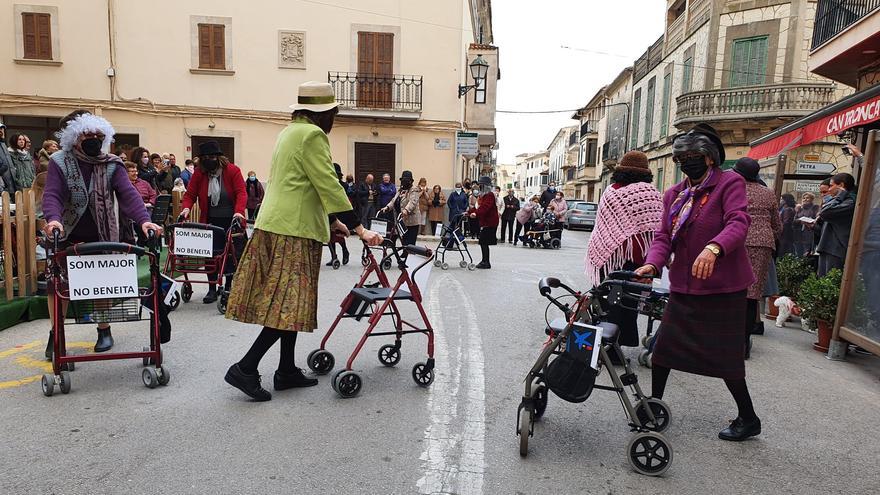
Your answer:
[748,93,880,159]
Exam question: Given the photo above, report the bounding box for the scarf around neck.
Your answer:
[208,168,222,207]
[585,182,663,286]
[59,148,121,242]
[668,167,716,241]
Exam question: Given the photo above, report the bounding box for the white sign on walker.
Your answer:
[434,223,443,237]
[161,274,182,307]
[67,254,139,301]
[372,220,388,236]
[406,252,433,296]
[174,228,214,257]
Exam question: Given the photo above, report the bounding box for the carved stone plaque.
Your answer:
[278,30,306,69]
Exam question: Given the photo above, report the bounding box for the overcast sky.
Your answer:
[493,1,667,163]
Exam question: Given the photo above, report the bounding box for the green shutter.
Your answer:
[730,36,768,87]
[682,57,693,93]
[721,160,737,170]
[631,90,641,149]
[657,167,665,191]
[660,73,671,138]
[644,77,655,144]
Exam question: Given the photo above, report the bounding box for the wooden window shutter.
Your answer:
[198,24,212,68]
[198,24,225,69]
[22,13,51,60]
[212,24,226,69]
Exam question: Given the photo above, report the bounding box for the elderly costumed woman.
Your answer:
[585,151,662,360]
[223,82,382,402]
[635,124,762,441]
[42,112,162,355]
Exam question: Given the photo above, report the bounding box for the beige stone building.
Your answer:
[0,0,497,187]
[547,125,578,197]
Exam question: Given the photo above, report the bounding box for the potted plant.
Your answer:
[769,255,814,319]
[796,269,843,352]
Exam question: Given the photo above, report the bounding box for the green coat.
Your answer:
[255,117,352,243]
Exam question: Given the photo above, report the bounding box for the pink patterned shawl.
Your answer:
[584,182,663,286]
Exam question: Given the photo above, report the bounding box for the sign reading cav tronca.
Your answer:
[67,254,139,301]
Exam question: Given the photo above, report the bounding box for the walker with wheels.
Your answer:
[42,229,169,396]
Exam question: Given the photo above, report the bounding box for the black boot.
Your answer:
[342,251,350,266]
[719,416,762,441]
[45,330,54,361]
[476,262,491,269]
[274,368,318,390]
[224,363,272,401]
[94,327,114,353]
[751,321,765,335]
[203,285,218,304]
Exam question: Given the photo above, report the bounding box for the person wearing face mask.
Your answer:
[152,153,174,194]
[793,192,819,256]
[447,182,468,223]
[515,195,540,246]
[41,112,163,355]
[223,82,383,401]
[467,181,480,239]
[180,159,195,187]
[180,141,248,304]
[8,133,37,189]
[549,191,568,243]
[378,173,397,218]
[380,170,422,246]
[635,124,761,442]
[540,181,557,208]
[427,184,447,235]
[816,172,856,277]
[468,176,499,268]
[130,146,156,190]
[245,170,265,220]
[501,189,520,244]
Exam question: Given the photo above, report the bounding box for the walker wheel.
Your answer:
[168,291,181,311]
[467,263,476,271]
[143,346,154,366]
[434,260,442,268]
[307,349,335,375]
[550,238,561,249]
[644,352,653,368]
[182,283,193,303]
[641,335,650,348]
[459,260,468,268]
[217,293,228,314]
[157,367,171,386]
[411,362,434,387]
[627,432,673,476]
[378,344,401,367]
[59,371,72,394]
[533,380,548,419]
[637,350,649,367]
[441,262,449,271]
[635,398,671,433]
[142,367,159,389]
[517,404,533,457]
[334,371,362,398]
[41,374,55,397]
[332,259,341,270]
[382,259,393,270]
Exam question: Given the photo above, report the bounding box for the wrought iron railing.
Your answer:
[812,0,880,50]
[675,82,837,125]
[580,120,599,136]
[328,72,423,112]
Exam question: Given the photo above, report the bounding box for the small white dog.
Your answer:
[774,296,795,327]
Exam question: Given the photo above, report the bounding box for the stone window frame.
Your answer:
[13,4,61,66]
[189,15,234,76]
[721,19,780,89]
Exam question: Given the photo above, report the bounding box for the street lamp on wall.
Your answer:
[458,55,489,98]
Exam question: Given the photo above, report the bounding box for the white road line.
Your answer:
[417,274,485,495]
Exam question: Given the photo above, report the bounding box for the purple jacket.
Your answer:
[645,170,755,295]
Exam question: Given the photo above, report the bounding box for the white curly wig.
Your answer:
[57,114,116,152]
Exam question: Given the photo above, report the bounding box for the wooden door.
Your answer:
[191,136,235,164]
[357,32,394,109]
[355,143,395,183]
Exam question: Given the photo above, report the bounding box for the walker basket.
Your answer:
[70,296,143,325]
[545,351,598,403]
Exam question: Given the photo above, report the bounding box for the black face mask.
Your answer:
[400,179,413,190]
[679,156,709,181]
[201,158,219,172]
[81,138,103,157]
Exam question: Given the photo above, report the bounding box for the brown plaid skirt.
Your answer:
[225,229,321,332]
[652,290,747,379]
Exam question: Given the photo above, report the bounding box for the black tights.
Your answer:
[480,243,490,264]
[238,327,298,375]
[651,365,757,421]
[328,240,349,260]
[746,298,759,335]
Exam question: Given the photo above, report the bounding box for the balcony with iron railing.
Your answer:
[674,82,838,126]
[812,0,880,50]
[580,119,599,136]
[328,72,423,118]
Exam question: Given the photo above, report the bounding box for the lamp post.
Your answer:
[459,55,489,98]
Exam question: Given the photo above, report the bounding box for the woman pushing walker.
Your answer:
[223,82,382,402]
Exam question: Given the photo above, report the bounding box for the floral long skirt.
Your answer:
[225,229,321,332]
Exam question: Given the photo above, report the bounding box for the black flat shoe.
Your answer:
[475,262,491,269]
[45,330,54,361]
[94,328,114,353]
[225,363,271,401]
[719,416,761,441]
[342,253,350,265]
[751,321,765,335]
[203,289,218,304]
[274,368,319,390]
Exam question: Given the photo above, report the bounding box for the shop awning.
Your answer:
[748,84,880,159]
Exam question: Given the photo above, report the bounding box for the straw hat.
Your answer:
[289,81,340,112]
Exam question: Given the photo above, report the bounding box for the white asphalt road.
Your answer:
[1,230,878,494]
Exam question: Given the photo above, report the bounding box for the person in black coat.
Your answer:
[816,173,856,276]
[356,173,378,229]
[540,181,558,208]
[500,189,520,243]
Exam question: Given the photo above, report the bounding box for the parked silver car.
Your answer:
[563,201,597,231]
